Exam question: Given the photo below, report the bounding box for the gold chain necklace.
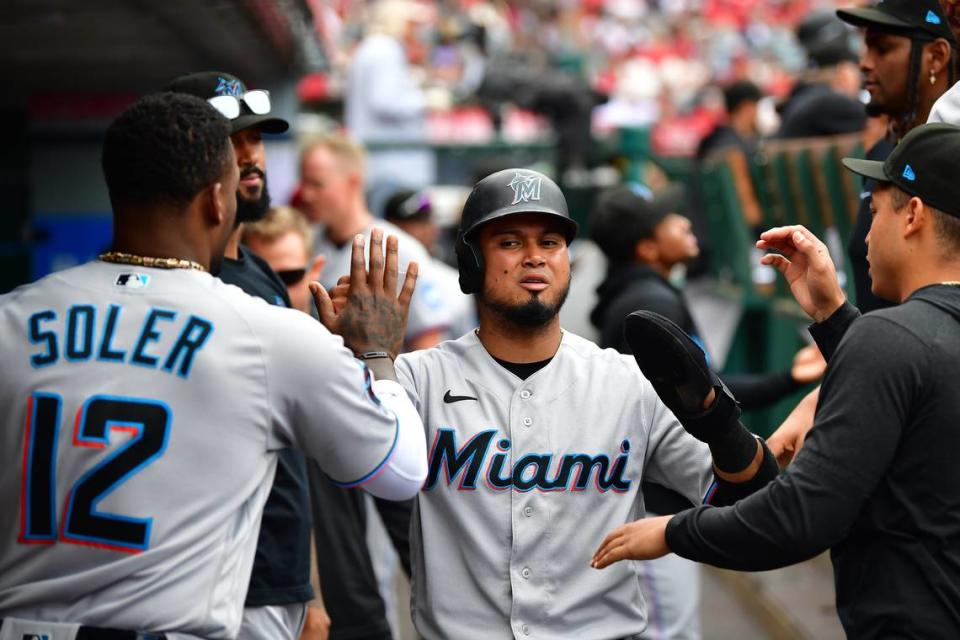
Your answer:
[99,251,206,272]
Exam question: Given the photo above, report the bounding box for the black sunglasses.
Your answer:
[276,268,307,285]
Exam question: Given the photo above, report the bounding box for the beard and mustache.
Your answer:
[235,165,271,224]
[477,274,571,329]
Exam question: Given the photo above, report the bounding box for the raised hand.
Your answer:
[591,516,673,569]
[766,386,819,469]
[310,228,418,359]
[756,226,846,323]
[790,344,826,385]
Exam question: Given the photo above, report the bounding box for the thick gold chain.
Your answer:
[99,251,206,272]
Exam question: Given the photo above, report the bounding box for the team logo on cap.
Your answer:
[926,10,942,25]
[508,171,542,205]
[215,76,243,97]
[902,164,917,181]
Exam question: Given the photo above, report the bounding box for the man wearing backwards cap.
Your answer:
[836,0,957,312]
[166,72,328,640]
[591,123,960,638]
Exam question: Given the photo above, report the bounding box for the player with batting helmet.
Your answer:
[338,168,780,639]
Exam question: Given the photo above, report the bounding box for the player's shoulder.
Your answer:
[398,330,480,366]
[557,330,642,374]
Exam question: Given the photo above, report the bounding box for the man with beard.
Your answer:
[0,93,427,640]
[837,0,956,312]
[166,72,326,640]
[356,169,781,639]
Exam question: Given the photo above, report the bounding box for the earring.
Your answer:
[931,70,937,85]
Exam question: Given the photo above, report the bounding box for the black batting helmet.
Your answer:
[455,168,578,294]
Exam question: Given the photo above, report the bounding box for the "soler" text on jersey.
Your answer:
[27,304,213,379]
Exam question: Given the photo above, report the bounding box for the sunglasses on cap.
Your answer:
[276,267,307,286]
[207,90,271,120]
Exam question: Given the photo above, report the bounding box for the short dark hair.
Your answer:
[890,185,960,252]
[590,199,655,269]
[590,185,679,269]
[723,80,763,114]
[102,92,233,211]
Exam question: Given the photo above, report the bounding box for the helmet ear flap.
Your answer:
[455,237,484,294]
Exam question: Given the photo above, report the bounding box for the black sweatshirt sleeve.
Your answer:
[664,315,924,571]
[808,301,861,362]
[721,371,798,410]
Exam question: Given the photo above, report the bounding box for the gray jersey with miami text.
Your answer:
[0,262,401,639]
[395,331,713,640]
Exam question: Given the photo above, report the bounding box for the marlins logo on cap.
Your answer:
[508,171,542,205]
[215,76,243,97]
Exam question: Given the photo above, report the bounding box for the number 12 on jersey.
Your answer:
[19,392,171,553]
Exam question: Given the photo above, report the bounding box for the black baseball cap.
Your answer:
[797,11,859,67]
[837,0,958,47]
[842,122,960,218]
[384,189,432,222]
[590,183,683,264]
[165,71,289,135]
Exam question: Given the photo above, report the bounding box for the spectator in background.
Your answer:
[589,183,825,409]
[695,80,763,160]
[383,188,478,339]
[296,133,450,351]
[837,0,956,312]
[777,10,867,139]
[346,0,435,213]
[242,207,325,315]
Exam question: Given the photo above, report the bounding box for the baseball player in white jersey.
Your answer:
[0,94,426,640]
[335,169,779,639]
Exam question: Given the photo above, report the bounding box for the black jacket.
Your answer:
[666,285,960,638]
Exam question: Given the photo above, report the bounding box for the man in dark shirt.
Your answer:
[695,81,763,162]
[589,184,824,409]
[168,72,325,640]
[837,0,956,312]
[592,123,960,639]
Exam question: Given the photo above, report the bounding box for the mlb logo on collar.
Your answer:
[115,273,151,288]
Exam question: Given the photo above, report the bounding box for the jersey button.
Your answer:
[522,624,531,635]
[524,506,534,517]
[522,417,533,427]
[521,567,531,579]
[520,389,532,399]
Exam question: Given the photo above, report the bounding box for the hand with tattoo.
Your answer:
[310,228,418,360]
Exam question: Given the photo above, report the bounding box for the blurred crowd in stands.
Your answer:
[302,0,889,158]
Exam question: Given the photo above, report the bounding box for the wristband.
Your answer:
[357,351,391,361]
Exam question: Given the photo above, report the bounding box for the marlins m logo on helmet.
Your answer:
[508,171,542,205]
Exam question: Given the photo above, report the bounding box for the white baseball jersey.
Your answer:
[313,219,452,342]
[395,331,714,640]
[0,262,410,638]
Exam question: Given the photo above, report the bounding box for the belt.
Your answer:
[0,619,166,640]
[76,628,166,640]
